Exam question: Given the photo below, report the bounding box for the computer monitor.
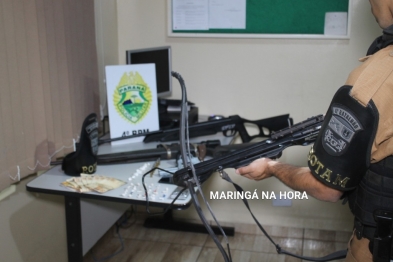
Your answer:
[126,46,172,97]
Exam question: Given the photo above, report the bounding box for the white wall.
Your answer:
[96,0,382,231]
[0,177,67,262]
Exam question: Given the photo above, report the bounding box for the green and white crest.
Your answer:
[113,71,152,124]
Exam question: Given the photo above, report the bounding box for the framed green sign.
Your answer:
[168,0,351,39]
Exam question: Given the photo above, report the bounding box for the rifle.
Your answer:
[98,114,293,144]
[97,140,221,165]
[173,115,324,187]
[50,140,222,166]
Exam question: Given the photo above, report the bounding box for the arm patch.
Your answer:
[308,85,378,191]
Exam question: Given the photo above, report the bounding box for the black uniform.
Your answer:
[308,25,393,260]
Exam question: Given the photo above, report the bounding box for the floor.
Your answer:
[83,209,351,262]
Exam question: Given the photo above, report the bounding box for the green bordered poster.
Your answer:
[167,0,351,39]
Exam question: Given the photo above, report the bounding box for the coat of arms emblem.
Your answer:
[322,106,362,156]
[113,72,153,124]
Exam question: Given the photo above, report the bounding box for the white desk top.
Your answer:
[27,134,234,209]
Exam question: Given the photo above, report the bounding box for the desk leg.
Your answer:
[64,196,83,262]
[144,210,235,236]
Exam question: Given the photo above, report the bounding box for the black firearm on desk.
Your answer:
[96,140,221,165]
[55,114,292,167]
[173,115,324,187]
[51,140,221,166]
[98,114,293,144]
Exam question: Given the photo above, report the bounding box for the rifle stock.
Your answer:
[234,114,293,143]
[173,115,324,187]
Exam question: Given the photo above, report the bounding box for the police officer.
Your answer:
[236,1,393,261]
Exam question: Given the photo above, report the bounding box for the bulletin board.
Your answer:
[167,0,351,39]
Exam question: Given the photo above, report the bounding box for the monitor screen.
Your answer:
[126,46,172,97]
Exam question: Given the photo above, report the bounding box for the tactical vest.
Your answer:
[346,29,393,237]
[347,156,393,238]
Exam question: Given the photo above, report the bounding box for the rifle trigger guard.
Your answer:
[217,167,230,181]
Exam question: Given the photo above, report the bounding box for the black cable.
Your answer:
[187,182,232,262]
[171,71,189,167]
[141,167,187,215]
[219,169,347,262]
[172,71,232,262]
[117,205,137,229]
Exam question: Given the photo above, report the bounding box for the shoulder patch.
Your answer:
[322,105,363,156]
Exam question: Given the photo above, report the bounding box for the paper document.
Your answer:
[172,0,209,30]
[172,0,246,30]
[209,0,246,29]
[324,12,348,36]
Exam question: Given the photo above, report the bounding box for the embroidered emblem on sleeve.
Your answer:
[322,106,363,156]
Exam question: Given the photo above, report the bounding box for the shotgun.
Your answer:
[173,115,324,187]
